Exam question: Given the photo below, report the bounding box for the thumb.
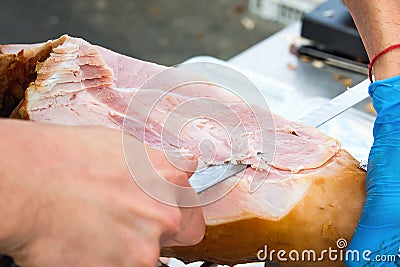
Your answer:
[146,146,205,247]
[160,206,206,247]
[146,146,198,185]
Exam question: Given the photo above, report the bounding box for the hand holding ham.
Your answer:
[0,119,205,267]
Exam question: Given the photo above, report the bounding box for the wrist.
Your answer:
[369,75,400,115]
[0,172,39,256]
[0,121,41,255]
[371,48,400,81]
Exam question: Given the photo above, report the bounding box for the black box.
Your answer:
[301,0,368,63]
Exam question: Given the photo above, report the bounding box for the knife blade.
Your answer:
[189,163,247,193]
[296,78,370,127]
[189,78,371,193]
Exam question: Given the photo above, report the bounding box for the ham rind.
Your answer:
[0,35,366,266]
[163,150,365,266]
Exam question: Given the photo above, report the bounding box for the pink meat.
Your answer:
[4,35,342,222]
[1,36,368,266]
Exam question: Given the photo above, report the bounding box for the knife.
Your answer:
[189,78,371,193]
[296,78,370,127]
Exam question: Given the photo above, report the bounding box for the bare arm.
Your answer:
[344,0,400,80]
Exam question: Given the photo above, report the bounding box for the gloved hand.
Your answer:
[345,75,400,266]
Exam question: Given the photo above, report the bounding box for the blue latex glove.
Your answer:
[345,76,400,266]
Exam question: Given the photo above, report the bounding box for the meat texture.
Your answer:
[0,36,65,117]
[0,35,366,266]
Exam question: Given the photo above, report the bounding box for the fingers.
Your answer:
[154,175,205,247]
[116,172,205,248]
[160,206,205,247]
[146,146,198,185]
[123,141,205,248]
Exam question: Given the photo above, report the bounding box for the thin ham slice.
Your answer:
[0,35,366,266]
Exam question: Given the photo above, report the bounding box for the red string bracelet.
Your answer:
[368,44,400,83]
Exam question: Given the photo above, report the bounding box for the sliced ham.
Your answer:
[0,35,366,266]
[0,36,66,117]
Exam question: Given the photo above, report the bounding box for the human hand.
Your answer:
[0,120,205,267]
[345,77,400,266]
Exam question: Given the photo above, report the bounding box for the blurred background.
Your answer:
[0,0,290,65]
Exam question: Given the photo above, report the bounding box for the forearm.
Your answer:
[344,0,400,80]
